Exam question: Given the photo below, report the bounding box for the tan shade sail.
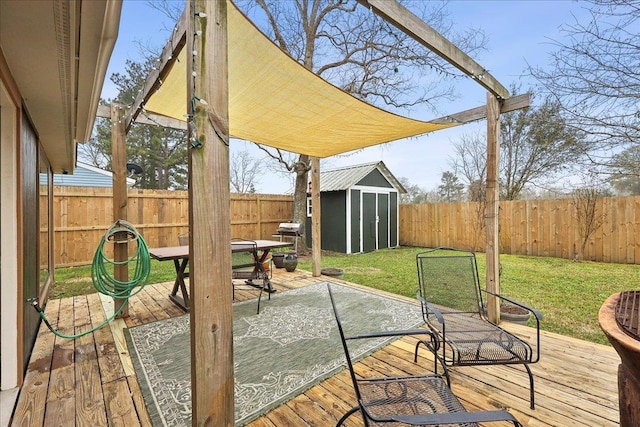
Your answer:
[143,2,457,158]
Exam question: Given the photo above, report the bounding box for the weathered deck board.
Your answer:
[89,294,127,384]
[74,295,108,427]
[11,268,620,426]
[102,377,140,427]
[46,297,76,427]
[11,299,60,427]
[126,375,153,427]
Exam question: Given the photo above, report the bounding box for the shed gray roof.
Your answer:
[318,161,406,193]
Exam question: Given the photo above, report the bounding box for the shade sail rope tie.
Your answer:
[32,220,151,339]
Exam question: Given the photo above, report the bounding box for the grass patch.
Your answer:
[299,248,639,346]
[49,259,178,299]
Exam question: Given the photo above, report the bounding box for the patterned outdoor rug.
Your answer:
[125,281,423,426]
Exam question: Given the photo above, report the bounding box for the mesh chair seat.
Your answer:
[427,311,533,365]
[358,376,478,427]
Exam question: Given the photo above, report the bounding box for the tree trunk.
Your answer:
[292,154,310,254]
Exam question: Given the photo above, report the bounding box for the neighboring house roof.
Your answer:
[42,162,135,187]
[317,161,407,193]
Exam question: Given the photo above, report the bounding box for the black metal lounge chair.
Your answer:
[327,283,523,426]
[231,238,270,314]
[414,247,542,409]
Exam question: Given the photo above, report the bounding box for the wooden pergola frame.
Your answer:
[106,0,530,424]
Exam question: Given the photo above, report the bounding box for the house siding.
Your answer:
[39,163,133,187]
[305,191,348,253]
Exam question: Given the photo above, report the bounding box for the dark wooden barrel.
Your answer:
[600,292,640,427]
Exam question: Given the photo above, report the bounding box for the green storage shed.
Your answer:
[305,161,406,253]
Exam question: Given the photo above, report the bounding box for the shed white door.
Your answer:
[362,192,377,253]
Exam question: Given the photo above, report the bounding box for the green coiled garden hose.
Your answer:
[32,220,151,339]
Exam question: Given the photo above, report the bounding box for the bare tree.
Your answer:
[450,130,487,200]
[501,90,585,200]
[147,0,182,22]
[398,177,428,204]
[235,0,488,252]
[449,133,488,249]
[451,88,583,201]
[571,187,607,261]
[230,150,263,193]
[606,145,640,195]
[470,197,487,252]
[531,0,640,169]
[80,125,110,168]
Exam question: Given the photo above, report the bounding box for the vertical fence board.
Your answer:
[602,197,612,263]
[635,198,640,264]
[620,196,628,264]
[557,199,567,258]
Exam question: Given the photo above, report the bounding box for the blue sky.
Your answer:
[101,0,589,194]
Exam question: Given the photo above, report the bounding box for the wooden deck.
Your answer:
[10,268,620,426]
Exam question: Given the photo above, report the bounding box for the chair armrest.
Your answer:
[483,289,542,363]
[483,290,543,320]
[416,293,445,324]
[388,410,520,425]
[345,328,432,341]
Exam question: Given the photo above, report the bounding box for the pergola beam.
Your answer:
[100,94,529,135]
[124,7,188,132]
[429,93,530,125]
[97,105,187,130]
[358,0,509,99]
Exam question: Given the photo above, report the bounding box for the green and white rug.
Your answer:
[125,282,423,426]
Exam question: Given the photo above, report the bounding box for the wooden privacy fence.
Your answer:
[48,188,638,266]
[49,186,293,267]
[400,196,640,264]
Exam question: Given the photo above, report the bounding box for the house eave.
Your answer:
[0,0,121,173]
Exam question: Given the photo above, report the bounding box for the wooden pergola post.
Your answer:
[311,157,321,276]
[485,93,501,323]
[188,0,234,424]
[111,102,128,318]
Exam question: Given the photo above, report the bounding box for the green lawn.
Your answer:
[51,247,639,345]
[49,259,178,299]
[298,247,640,346]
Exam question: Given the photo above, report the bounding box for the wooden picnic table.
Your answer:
[148,239,293,311]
